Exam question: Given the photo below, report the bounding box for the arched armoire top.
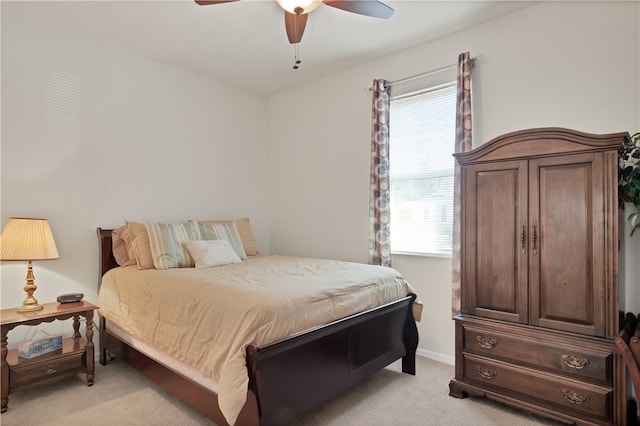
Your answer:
[454,127,630,165]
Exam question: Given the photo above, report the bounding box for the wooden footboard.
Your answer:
[247,293,417,425]
[97,228,418,426]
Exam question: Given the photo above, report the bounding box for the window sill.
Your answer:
[391,251,452,260]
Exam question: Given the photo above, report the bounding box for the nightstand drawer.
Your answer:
[462,323,612,384]
[463,353,613,422]
[8,337,86,389]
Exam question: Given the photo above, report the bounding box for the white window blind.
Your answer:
[389,83,456,256]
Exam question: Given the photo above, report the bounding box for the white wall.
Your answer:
[2,1,638,360]
[268,1,640,361]
[1,23,271,343]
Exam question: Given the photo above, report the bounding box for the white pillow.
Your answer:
[182,240,242,268]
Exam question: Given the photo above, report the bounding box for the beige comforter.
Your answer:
[98,255,415,425]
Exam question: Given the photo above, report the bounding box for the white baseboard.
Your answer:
[417,348,454,366]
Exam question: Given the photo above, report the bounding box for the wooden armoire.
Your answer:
[449,128,631,425]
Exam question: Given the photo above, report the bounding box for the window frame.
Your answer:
[388,81,457,258]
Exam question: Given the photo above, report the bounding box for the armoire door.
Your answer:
[528,152,606,336]
[461,159,528,323]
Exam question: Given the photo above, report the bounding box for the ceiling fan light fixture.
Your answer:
[276,0,322,15]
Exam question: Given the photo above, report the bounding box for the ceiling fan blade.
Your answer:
[322,0,394,19]
[195,0,239,5]
[284,11,308,44]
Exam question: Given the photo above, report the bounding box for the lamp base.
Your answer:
[16,303,44,313]
[17,260,44,313]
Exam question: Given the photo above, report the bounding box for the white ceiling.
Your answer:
[2,0,536,95]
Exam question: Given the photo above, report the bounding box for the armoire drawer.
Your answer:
[462,323,612,384]
[463,353,613,422]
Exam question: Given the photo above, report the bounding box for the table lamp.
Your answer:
[0,217,59,312]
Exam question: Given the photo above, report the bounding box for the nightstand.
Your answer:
[0,300,97,412]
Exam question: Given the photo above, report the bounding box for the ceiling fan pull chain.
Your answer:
[293,43,301,70]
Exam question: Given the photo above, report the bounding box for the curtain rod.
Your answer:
[368,56,476,92]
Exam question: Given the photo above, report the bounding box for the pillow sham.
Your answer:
[199,218,258,256]
[112,226,136,267]
[145,221,200,269]
[196,221,247,260]
[182,239,242,268]
[125,221,155,270]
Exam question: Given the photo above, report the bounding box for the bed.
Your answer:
[97,224,419,426]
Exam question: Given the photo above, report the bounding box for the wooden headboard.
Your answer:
[97,228,118,286]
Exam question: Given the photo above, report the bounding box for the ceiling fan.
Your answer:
[195,0,394,44]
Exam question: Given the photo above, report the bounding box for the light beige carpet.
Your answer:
[1,356,561,425]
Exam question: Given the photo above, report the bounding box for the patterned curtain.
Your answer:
[368,79,392,267]
[451,52,473,316]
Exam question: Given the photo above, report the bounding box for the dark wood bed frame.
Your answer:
[97,228,419,426]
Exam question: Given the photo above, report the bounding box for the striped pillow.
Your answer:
[199,218,259,256]
[196,221,247,260]
[145,221,200,269]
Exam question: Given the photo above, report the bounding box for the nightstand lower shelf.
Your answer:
[7,337,90,389]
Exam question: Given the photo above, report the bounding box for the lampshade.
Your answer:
[1,217,59,313]
[276,0,321,14]
[0,217,59,261]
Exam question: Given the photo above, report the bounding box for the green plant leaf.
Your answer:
[620,132,640,236]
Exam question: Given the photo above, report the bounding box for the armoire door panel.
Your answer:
[529,153,604,336]
[462,160,528,323]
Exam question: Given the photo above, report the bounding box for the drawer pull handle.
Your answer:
[562,355,589,370]
[476,336,497,349]
[561,389,590,405]
[476,366,496,380]
[42,364,59,375]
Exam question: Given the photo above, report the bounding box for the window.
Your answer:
[389,82,456,256]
